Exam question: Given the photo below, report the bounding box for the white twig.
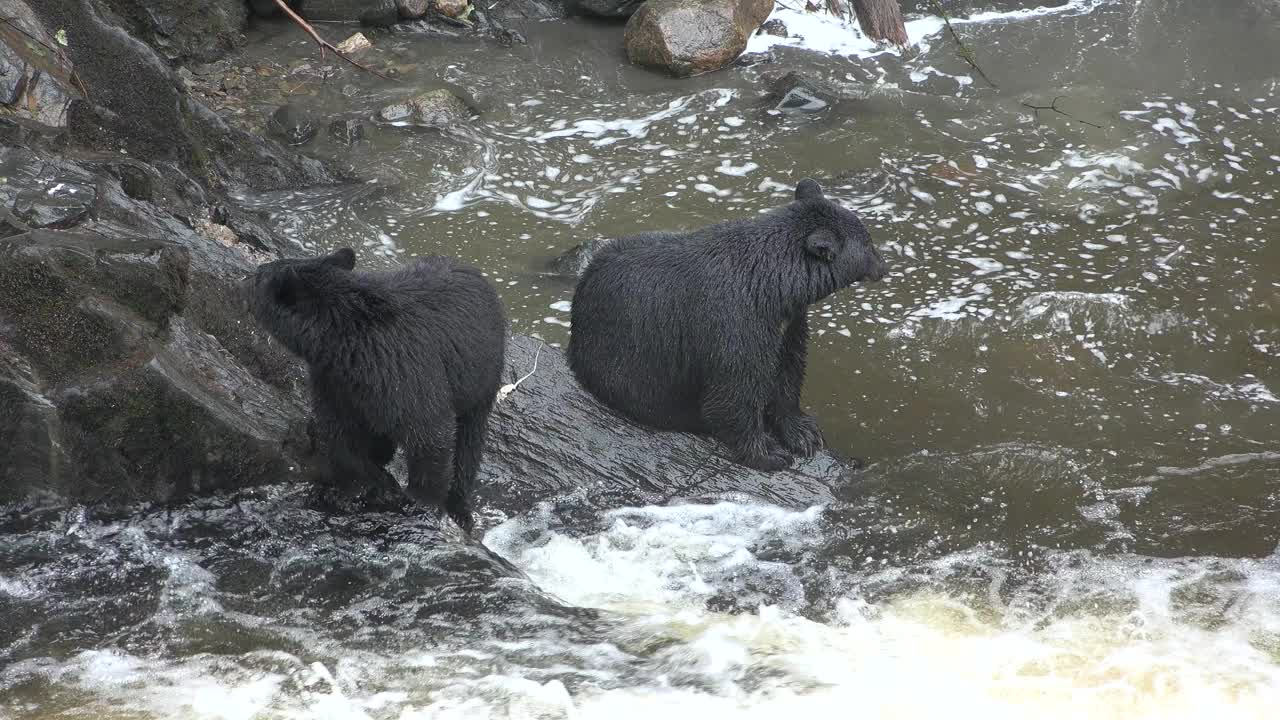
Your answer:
[496,347,541,403]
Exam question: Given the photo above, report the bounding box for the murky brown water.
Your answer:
[4,1,1280,717]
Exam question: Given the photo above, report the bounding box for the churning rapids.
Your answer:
[4,0,1280,717]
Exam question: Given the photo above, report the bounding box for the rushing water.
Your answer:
[4,1,1280,717]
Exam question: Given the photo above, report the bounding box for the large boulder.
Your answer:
[0,230,309,503]
[477,334,852,520]
[624,0,775,77]
[0,0,80,128]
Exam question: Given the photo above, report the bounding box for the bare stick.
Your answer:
[1021,96,1104,129]
[271,0,389,80]
[496,346,541,403]
[927,0,997,89]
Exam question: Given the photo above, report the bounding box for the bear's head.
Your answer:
[793,178,887,289]
[245,247,358,361]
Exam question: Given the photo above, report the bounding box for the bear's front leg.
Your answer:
[702,377,794,472]
[768,313,825,457]
[310,385,406,509]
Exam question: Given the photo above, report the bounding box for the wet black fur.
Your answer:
[567,179,887,471]
[247,248,506,532]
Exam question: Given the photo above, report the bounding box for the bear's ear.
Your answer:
[325,247,356,270]
[274,266,302,307]
[804,228,838,263]
[795,178,824,201]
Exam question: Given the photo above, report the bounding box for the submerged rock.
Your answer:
[765,71,839,113]
[624,0,775,77]
[328,118,366,146]
[268,104,320,146]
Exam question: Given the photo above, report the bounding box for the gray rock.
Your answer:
[29,0,334,191]
[477,335,852,519]
[0,0,79,128]
[564,0,646,18]
[267,104,319,146]
[624,0,775,77]
[397,0,430,18]
[328,118,366,146]
[378,89,473,128]
[12,179,97,229]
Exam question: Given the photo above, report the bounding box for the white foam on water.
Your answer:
[21,500,1280,719]
[746,1,1108,58]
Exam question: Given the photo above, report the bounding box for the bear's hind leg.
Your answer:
[447,401,494,536]
[702,377,793,472]
[767,314,824,457]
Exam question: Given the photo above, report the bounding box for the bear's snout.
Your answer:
[863,247,888,283]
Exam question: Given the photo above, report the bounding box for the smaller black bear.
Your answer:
[568,179,886,471]
[246,248,506,532]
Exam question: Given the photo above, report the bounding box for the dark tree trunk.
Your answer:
[853,0,909,46]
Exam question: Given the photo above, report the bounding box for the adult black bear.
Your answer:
[246,248,506,533]
[568,179,886,471]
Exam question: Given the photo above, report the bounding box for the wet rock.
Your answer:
[397,0,430,18]
[32,0,334,190]
[328,118,366,145]
[548,237,613,279]
[758,18,788,37]
[301,0,400,26]
[564,0,647,18]
[267,104,319,146]
[335,32,372,54]
[0,0,80,128]
[95,0,250,63]
[378,89,473,128]
[624,0,775,77]
[12,179,97,229]
[478,335,853,518]
[765,71,839,113]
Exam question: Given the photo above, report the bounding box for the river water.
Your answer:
[3,1,1280,717]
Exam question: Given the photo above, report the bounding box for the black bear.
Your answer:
[246,248,506,532]
[567,179,886,471]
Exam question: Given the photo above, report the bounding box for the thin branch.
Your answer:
[927,0,997,89]
[271,0,389,80]
[0,16,89,100]
[1021,95,1103,129]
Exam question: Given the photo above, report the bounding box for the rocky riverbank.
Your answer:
[0,0,857,525]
